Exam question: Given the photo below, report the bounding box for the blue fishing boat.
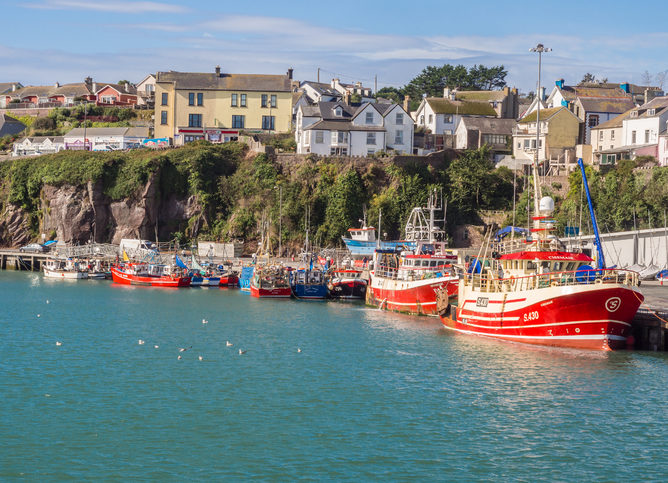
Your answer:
[239,266,254,292]
[290,268,329,299]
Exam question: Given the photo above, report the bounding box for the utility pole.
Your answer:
[317,67,320,83]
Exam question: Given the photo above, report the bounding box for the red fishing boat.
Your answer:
[250,265,291,298]
[438,160,643,350]
[367,190,460,316]
[219,271,239,286]
[111,262,191,287]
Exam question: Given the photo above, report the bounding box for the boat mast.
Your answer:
[530,43,550,234]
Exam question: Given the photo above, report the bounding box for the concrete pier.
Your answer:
[0,250,49,271]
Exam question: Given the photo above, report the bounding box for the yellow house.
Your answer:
[154,66,294,145]
[512,106,580,163]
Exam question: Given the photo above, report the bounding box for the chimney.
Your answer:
[287,68,293,80]
[403,95,410,113]
[503,86,510,95]
[443,87,450,99]
[555,79,564,89]
[331,78,339,89]
[12,83,17,92]
[620,82,630,93]
[344,91,351,105]
[92,82,97,93]
[124,83,129,93]
[54,81,60,88]
[215,65,221,76]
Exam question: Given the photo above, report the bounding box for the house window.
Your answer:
[599,131,604,141]
[631,131,636,144]
[261,94,268,108]
[188,113,202,127]
[396,113,403,124]
[482,134,507,145]
[611,131,615,140]
[394,130,403,144]
[231,94,237,107]
[232,115,244,129]
[648,108,656,116]
[335,107,342,116]
[262,115,275,130]
[270,95,277,108]
[588,115,599,128]
[367,132,376,145]
[160,111,167,125]
[428,114,433,124]
[197,93,203,106]
[366,112,374,124]
[189,93,195,106]
[100,96,115,104]
[419,115,424,124]
[315,131,324,144]
[444,115,453,123]
[524,139,530,149]
[645,130,650,143]
[332,131,346,144]
[161,92,168,105]
[240,94,247,107]
[367,149,375,155]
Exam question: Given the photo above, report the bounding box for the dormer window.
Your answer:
[648,108,656,116]
[366,112,373,124]
[630,110,638,118]
[335,106,342,116]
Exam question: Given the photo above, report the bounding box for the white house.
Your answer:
[13,136,65,156]
[300,81,342,104]
[658,132,668,166]
[330,78,374,103]
[621,97,668,151]
[64,127,149,151]
[136,74,156,106]
[296,101,413,156]
[414,96,497,135]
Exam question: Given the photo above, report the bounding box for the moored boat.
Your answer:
[437,159,644,350]
[43,258,88,280]
[367,189,460,316]
[328,269,367,300]
[290,268,329,299]
[111,263,191,287]
[250,265,291,298]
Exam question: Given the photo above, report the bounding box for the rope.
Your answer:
[632,290,668,325]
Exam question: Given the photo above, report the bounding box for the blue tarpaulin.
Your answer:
[174,254,188,269]
[494,226,528,240]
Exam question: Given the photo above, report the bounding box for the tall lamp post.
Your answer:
[275,184,282,258]
[529,43,551,218]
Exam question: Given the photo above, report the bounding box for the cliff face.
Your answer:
[1,174,201,247]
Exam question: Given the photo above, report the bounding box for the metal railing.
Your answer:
[465,268,640,293]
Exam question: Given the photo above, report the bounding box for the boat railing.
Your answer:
[467,268,640,293]
[375,265,399,280]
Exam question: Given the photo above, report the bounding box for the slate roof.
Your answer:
[8,82,91,98]
[301,81,340,97]
[96,83,138,95]
[316,101,358,120]
[518,107,572,123]
[304,120,385,132]
[557,83,630,102]
[578,97,634,114]
[0,82,22,94]
[157,71,292,92]
[65,127,148,137]
[425,98,497,116]
[0,114,27,137]
[16,136,64,143]
[456,90,506,102]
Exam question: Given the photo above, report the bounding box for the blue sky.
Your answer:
[3,0,668,94]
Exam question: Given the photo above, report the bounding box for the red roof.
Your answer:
[500,251,593,262]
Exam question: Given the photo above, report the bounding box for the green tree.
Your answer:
[318,169,365,243]
[375,87,404,103]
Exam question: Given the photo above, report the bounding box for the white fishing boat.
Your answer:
[43,258,88,280]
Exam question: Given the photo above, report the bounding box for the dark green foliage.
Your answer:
[375,87,404,103]
[403,64,508,99]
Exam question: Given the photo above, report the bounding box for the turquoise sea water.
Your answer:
[1,270,667,481]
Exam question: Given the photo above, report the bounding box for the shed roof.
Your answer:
[425,97,497,116]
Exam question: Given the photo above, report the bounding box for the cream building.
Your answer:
[154,66,294,145]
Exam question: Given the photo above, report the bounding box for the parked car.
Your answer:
[19,243,46,253]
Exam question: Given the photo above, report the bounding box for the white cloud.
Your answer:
[21,0,188,14]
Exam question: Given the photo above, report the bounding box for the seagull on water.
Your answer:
[46,300,50,304]
[138,339,145,345]
[154,345,159,349]
[202,319,208,324]
[179,346,192,352]
[226,341,233,347]
[297,348,302,353]
[37,314,41,318]
[238,349,247,355]
[177,355,182,360]
[56,341,62,346]
[198,355,203,361]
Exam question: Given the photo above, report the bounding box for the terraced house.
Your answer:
[154,66,294,145]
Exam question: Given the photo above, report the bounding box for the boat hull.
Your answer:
[367,274,458,316]
[44,268,88,279]
[440,284,644,350]
[250,284,292,298]
[329,280,367,300]
[219,274,239,286]
[111,266,191,287]
[291,283,329,299]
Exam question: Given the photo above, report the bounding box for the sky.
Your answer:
[3,0,668,94]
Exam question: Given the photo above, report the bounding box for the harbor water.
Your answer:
[1,271,667,480]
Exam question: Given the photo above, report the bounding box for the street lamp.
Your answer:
[529,43,551,216]
[274,184,282,258]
